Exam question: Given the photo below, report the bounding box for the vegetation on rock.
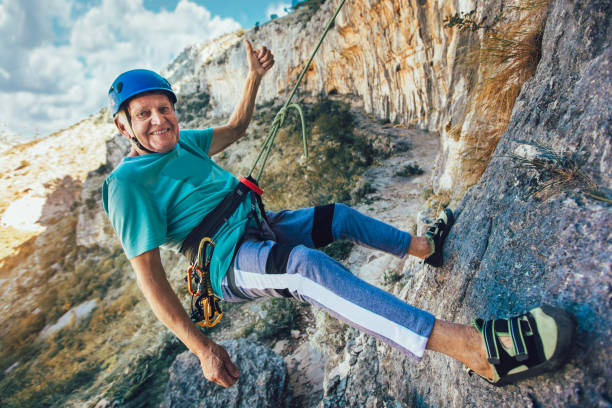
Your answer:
[446,0,549,191]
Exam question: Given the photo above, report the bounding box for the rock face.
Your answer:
[161,339,289,408]
[75,134,130,250]
[168,0,547,194]
[171,0,472,130]
[319,1,612,407]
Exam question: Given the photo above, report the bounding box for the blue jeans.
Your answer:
[220,203,435,359]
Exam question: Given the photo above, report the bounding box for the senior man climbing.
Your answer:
[103,39,575,390]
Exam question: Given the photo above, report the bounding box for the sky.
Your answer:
[0,0,293,141]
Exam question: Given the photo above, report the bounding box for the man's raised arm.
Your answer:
[209,39,275,156]
[129,248,240,387]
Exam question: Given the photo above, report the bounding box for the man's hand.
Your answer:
[209,39,273,154]
[245,39,274,77]
[199,341,240,388]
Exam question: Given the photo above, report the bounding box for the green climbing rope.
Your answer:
[249,0,347,182]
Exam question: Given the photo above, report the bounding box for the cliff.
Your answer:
[0,0,609,407]
[317,1,612,407]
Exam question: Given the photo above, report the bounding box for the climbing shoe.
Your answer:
[469,304,576,386]
[423,208,455,267]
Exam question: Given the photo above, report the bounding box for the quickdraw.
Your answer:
[186,237,223,327]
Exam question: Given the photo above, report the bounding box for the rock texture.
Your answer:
[169,0,474,130]
[320,1,612,407]
[75,134,130,250]
[161,339,289,408]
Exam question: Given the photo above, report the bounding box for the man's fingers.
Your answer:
[213,369,237,388]
[257,46,268,58]
[261,60,274,70]
[226,358,240,379]
[244,38,253,54]
[244,41,274,74]
[207,365,236,388]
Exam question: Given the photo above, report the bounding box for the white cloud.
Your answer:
[265,2,291,19]
[0,0,241,139]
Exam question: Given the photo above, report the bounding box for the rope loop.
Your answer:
[250,102,309,181]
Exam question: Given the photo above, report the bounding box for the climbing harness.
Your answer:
[181,0,347,328]
[180,176,265,327]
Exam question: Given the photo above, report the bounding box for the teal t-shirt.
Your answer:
[102,128,252,297]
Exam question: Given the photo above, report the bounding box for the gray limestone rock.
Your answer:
[161,339,290,408]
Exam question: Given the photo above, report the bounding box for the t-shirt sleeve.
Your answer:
[102,176,167,259]
[180,128,213,156]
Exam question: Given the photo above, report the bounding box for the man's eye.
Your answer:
[159,106,170,114]
[136,111,150,119]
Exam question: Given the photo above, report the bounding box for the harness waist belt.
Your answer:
[180,176,263,264]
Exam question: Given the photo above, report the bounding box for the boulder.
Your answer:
[40,299,98,339]
[162,339,290,408]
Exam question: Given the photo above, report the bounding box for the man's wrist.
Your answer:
[186,325,214,359]
[248,70,264,83]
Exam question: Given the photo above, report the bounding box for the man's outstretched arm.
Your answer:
[209,39,275,156]
[129,248,240,387]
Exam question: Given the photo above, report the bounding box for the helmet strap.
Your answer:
[125,110,156,154]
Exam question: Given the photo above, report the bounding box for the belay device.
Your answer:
[181,0,347,328]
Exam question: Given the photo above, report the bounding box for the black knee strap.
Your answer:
[265,243,295,298]
[312,204,335,248]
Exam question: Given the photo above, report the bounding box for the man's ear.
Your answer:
[114,114,132,140]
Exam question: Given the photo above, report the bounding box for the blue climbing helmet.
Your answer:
[108,69,177,116]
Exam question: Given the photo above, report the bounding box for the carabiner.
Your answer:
[195,296,223,328]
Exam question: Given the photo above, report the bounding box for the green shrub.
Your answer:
[238,298,299,341]
[394,163,424,178]
[322,240,354,261]
[296,0,326,14]
[259,98,380,210]
[176,91,211,123]
[107,340,186,408]
[382,269,403,285]
[352,182,377,204]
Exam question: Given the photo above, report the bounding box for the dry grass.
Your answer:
[252,98,379,210]
[509,146,609,202]
[0,231,37,274]
[425,190,452,216]
[453,0,549,187]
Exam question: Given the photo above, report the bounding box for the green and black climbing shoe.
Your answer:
[469,304,576,386]
[423,208,454,267]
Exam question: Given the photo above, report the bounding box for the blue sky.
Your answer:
[0,0,293,140]
[143,0,291,27]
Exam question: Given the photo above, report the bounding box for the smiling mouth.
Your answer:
[150,128,171,136]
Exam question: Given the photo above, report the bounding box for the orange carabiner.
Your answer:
[186,264,202,296]
[195,297,223,328]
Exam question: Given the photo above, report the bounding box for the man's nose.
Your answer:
[150,110,163,125]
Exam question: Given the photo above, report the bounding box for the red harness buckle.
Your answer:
[240,176,263,196]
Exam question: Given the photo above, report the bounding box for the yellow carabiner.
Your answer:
[196,237,215,269]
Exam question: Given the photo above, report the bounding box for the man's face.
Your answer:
[125,92,179,153]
